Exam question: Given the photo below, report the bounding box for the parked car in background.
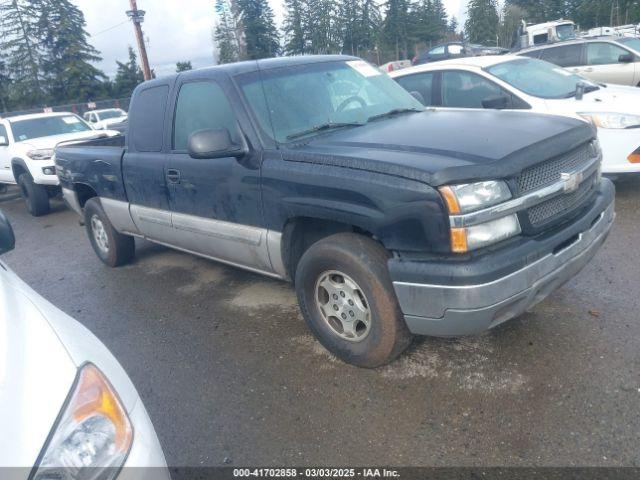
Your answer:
[391,55,640,175]
[84,108,128,130]
[0,112,119,216]
[413,42,508,65]
[55,55,614,367]
[518,37,640,86]
[379,59,412,72]
[0,210,169,479]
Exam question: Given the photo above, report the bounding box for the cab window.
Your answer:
[442,71,505,109]
[586,42,631,65]
[539,44,583,67]
[173,81,239,151]
[0,124,8,144]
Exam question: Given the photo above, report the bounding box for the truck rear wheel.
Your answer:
[295,233,413,368]
[84,198,135,267]
[18,173,50,216]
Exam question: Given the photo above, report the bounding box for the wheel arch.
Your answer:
[73,182,99,208]
[11,158,29,181]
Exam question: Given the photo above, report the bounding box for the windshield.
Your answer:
[10,115,91,141]
[98,109,126,120]
[618,37,640,53]
[237,60,423,143]
[556,24,576,40]
[487,58,596,99]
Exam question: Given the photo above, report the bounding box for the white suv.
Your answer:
[518,37,640,87]
[0,112,117,216]
[84,108,128,130]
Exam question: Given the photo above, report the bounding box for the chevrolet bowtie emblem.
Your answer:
[561,171,583,193]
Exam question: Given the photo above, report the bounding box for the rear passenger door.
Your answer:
[123,83,174,240]
[538,44,584,71]
[581,42,638,86]
[164,76,271,273]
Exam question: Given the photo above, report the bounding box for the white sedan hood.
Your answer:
[16,129,119,151]
[546,83,640,115]
[0,263,76,469]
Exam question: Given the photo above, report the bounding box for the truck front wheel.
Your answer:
[18,173,50,216]
[84,198,135,267]
[295,233,413,368]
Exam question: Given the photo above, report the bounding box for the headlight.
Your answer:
[578,112,640,129]
[33,363,133,480]
[439,180,512,214]
[26,149,55,160]
[450,214,521,253]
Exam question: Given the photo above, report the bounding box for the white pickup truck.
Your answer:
[0,112,117,216]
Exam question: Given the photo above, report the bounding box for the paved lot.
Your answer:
[2,179,640,467]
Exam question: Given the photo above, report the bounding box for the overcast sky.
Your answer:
[72,0,468,78]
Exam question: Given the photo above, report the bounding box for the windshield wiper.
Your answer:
[286,121,365,141]
[563,84,600,98]
[366,107,422,123]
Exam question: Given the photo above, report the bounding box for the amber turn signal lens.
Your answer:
[439,186,461,214]
[628,147,640,164]
[450,228,468,253]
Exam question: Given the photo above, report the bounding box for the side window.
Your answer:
[540,45,583,67]
[448,45,464,56]
[395,73,435,106]
[0,124,8,144]
[442,71,505,109]
[586,42,629,66]
[130,85,169,152]
[429,46,446,56]
[533,33,549,45]
[173,81,239,151]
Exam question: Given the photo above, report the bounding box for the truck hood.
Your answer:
[283,109,593,186]
[0,263,77,468]
[15,129,119,151]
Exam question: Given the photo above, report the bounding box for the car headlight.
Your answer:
[578,112,640,129]
[33,363,133,480]
[439,180,520,253]
[439,180,512,214]
[26,149,55,160]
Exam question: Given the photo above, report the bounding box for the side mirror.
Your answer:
[482,95,510,109]
[188,128,245,159]
[619,53,634,63]
[409,91,426,105]
[0,135,8,146]
[0,210,15,255]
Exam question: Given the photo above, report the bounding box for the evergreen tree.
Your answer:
[465,0,499,45]
[0,0,45,108]
[412,0,448,46]
[283,0,308,54]
[38,0,107,103]
[341,0,382,56]
[308,0,343,54]
[176,61,193,72]
[113,47,145,97]
[382,0,412,59]
[235,0,280,59]
[214,0,244,63]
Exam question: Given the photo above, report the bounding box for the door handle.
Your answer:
[166,169,181,184]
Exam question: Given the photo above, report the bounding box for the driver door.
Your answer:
[0,124,14,184]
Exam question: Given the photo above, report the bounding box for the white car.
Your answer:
[391,55,640,175]
[0,211,169,479]
[0,112,119,216]
[84,109,128,130]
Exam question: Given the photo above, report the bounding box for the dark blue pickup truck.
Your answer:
[55,55,615,367]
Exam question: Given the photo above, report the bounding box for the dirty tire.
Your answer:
[18,173,50,216]
[84,198,135,267]
[295,232,413,368]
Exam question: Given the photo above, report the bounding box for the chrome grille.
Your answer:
[518,143,592,194]
[526,172,597,227]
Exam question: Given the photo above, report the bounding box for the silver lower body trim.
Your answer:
[61,187,82,216]
[393,201,615,337]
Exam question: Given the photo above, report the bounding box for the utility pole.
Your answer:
[126,0,152,81]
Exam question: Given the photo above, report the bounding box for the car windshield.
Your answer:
[618,37,640,53]
[10,115,91,141]
[487,58,597,99]
[98,109,126,120]
[556,24,576,40]
[237,60,423,143]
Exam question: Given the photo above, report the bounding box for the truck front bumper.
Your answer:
[391,180,615,337]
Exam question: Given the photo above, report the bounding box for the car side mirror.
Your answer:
[0,211,15,255]
[409,91,426,105]
[188,128,245,159]
[0,135,8,146]
[619,53,634,63]
[482,95,510,110]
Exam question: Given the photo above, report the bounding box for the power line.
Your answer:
[91,20,129,38]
